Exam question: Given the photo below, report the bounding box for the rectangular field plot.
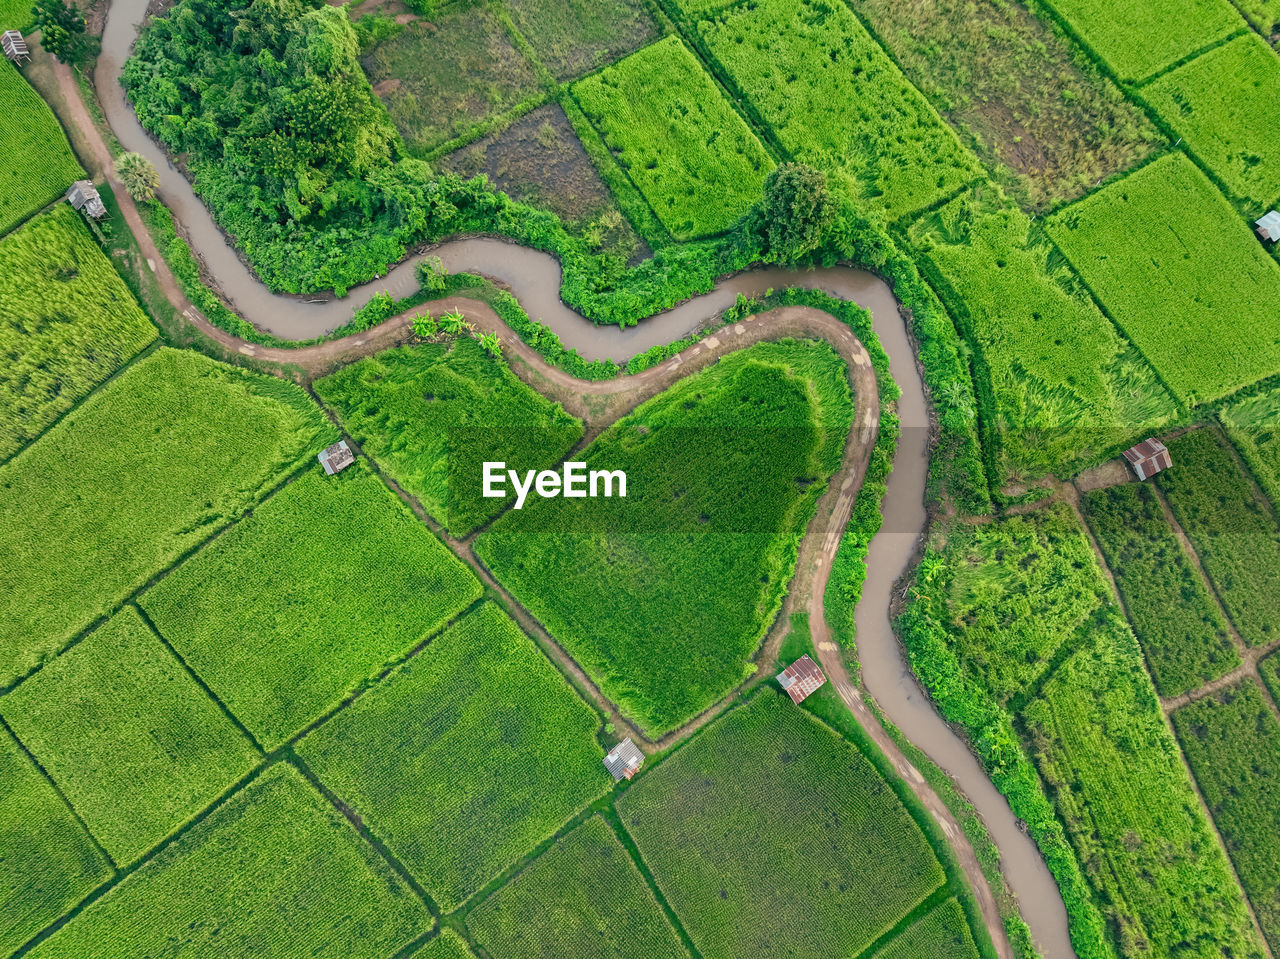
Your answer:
[363,8,541,156]
[572,36,773,239]
[0,62,84,235]
[1021,621,1263,959]
[476,340,853,735]
[911,193,1175,476]
[700,0,981,220]
[1041,0,1241,83]
[468,816,687,959]
[0,205,156,460]
[0,728,110,956]
[1144,35,1280,208]
[297,602,610,911]
[314,337,583,536]
[1082,483,1239,697]
[507,0,658,81]
[0,348,334,689]
[617,694,944,959]
[1047,153,1280,405]
[872,897,979,959]
[2,607,257,865]
[1157,429,1280,648]
[1222,385,1280,509]
[27,763,431,959]
[142,465,480,748]
[1172,680,1280,953]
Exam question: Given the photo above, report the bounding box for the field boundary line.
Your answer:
[1133,27,1251,88]
[132,603,266,756]
[0,714,117,870]
[850,883,958,959]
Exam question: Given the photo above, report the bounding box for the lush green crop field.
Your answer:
[2,607,257,864]
[1264,652,1280,710]
[410,930,476,959]
[1157,429,1280,648]
[0,205,156,460]
[142,465,480,748]
[0,62,84,235]
[1222,386,1280,509]
[0,348,333,689]
[912,193,1175,477]
[468,815,687,959]
[476,340,852,734]
[0,728,110,956]
[1227,0,1280,32]
[1040,0,1242,83]
[1144,35,1280,208]
[363,7,541,156]
[1047,154,1280,405]
[572,36,773,239]
[314,337,583,536]
[1022,621,1263,959]
[852,0,1156,210]
[0,0,31,28]
[297,602,609,911]
[873,897,980,959]
[1172,680,1280,953]
[1082,483,1239,697]
[507,0,658,81]
[922,505,1110,705]
[700,0,982,220]
[617,693,944,959]
[28,763,430,958]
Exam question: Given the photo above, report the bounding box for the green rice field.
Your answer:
[141,465,481,747]
[26,763,431,959]
[872,897,980,959]
[1221,385,1280,509]
[0,205,156,460]
[297,602,609,911]
[0,348,334,689]
[410,931,476,959]
[0,62,84,235]
[467,815,687,959]
[573,36,774,239]
[1264,652,1280,709]
[476,340,853,734]
[1047,154,1280,405]
[1,607,257,865]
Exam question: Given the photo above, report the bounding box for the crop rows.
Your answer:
[409,930,476,959]
[1081,483,1239,697]
[0,62,84,235]
[873,897,980,959]
[1221,384,1280,511]
[1172,679,1280,953]
[1144,35,1280,208]
[699,0,982,221]
[911,191,1175,477]
[572,35,774,239]
[1157,429,1280,648]
[476,340,853,734]
[0,347,335,688]
[297,602,610,911]
[467,815,688,959]
[1047,154,1280,405]
[618,693,944,959]
[27,764,431,958]
[2,607,257,865]
[0,205,156,460]
[1264,652,1280,710]
[1022,619,1263,958]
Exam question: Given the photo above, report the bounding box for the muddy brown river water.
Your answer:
[95,2,1076,954]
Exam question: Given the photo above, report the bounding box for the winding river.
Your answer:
[95,3,1075,956]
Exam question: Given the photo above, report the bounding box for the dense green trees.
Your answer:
[751,163,837,262]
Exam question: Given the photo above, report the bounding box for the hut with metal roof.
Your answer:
[2,31,29,64]
[317,439,355,475]
[1256,211,1280,243]
[777,655,826,705]
[603,738,644,781]
[66,180,106,219]
[1123,438,1172,481]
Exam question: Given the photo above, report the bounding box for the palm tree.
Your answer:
[115,152,159,202]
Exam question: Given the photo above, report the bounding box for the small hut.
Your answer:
[1256,211,1280,243]
[66,180,106,220]
[317,440,355,475]
[777,655,826,705]
[603,738,644,781]
[1123,438,1172,481]
[2,30,28,64]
